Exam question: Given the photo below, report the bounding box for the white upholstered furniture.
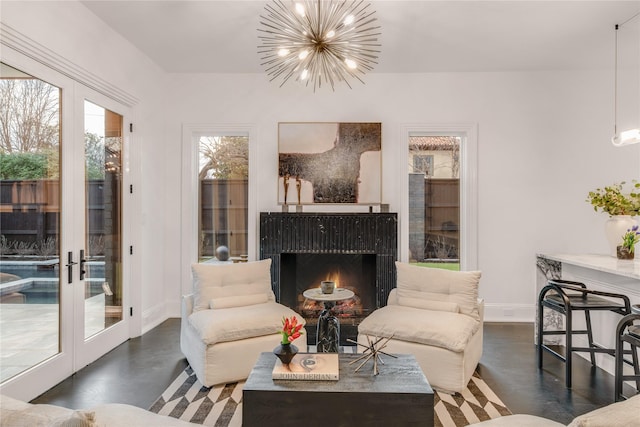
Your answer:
[180,259,306,387]
[357,261,483,394]
[0,394,199,427]
[470,393,640,426]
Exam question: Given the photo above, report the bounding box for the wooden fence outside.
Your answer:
[2,177,450,261]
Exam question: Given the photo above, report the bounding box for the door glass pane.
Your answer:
[84,101,122,339]
[0,63,61,382]
[408,135,460,270]
[198,135,249,262]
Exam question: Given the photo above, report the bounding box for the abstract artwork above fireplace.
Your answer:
[278,122,382,205]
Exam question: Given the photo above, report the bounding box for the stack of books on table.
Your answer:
[272,353,339,381]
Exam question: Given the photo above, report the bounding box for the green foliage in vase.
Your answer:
[586,181,640,216]
[622,226,640,253]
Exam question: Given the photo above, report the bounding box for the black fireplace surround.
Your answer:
[259,212,398,309]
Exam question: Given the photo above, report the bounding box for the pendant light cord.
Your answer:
[613,11,640,139]
[613,24,618,137]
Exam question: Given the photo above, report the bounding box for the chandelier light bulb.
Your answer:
[258,0,381,91]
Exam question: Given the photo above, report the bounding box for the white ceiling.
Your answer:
[81,1,640,74]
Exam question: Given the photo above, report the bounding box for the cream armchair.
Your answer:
[358,261,483,394]
[181,259,306,387]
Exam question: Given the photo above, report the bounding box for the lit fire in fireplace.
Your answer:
[298,270,364,319]
[323,271,341,288]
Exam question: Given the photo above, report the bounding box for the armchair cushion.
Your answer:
[395,261,481,320]
[358,304,479,352]
[191,259,275,312]
[397,296,460,313]
[188,302,303,345]
[209,294,269,309]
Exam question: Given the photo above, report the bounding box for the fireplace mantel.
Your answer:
[259,212,398,308]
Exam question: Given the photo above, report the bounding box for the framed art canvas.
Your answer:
[278,122,382,204]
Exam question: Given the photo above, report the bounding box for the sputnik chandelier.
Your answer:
[257,0,381,91]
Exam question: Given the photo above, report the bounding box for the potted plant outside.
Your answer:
[586,181,640,257]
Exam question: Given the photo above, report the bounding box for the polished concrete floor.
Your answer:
[33,320,629,425]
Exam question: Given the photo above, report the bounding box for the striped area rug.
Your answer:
[150,366,511,427]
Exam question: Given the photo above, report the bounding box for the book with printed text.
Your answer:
[272,353,339,381]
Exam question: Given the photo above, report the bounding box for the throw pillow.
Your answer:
[191,259,274,312]
[395,261,481,321]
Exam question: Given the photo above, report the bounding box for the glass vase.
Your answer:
[616,246,635,260]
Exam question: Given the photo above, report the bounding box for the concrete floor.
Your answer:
[32,321,633,425]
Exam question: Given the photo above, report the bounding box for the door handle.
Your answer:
[64,251,77,284]
[79,249,87,281]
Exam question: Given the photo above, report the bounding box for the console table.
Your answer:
[243,352,434,427]
[536,253,640,375]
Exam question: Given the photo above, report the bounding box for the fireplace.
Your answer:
[280,253,377,323]
[259,212,397,344]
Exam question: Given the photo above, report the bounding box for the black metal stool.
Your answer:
[615,306,640,401]
[538,279,632,388]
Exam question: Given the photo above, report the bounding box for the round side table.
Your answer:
[303,288,355,353]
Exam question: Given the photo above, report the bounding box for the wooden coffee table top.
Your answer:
[245,352,433,395]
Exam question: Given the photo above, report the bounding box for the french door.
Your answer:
[0,54,131,400]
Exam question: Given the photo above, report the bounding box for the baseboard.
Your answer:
[141,303,168,335]
[482,303,535,323]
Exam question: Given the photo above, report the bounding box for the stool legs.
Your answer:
[584,311,597,366]
[539,281,633,391]
[565,310,573,388]
[615,314,640,401]
[537,300,544,369]
[539,301,607,388]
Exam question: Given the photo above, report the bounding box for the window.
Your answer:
[403,124,478,272]
[409,135,461,270]
[197,134,249,262]
[0,62,62,382]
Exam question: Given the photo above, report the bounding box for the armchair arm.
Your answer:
[387,288,399,306]
[477,298,484,322]
[182,293,194,320]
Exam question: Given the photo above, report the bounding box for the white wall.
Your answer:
[1,1,170,334]
[166,71,639,322]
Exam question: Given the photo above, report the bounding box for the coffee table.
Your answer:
[243,352,434,426]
